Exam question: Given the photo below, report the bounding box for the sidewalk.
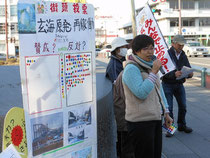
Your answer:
[162,80,210,158]
[97,57,210,158]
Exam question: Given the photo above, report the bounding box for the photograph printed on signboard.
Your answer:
[17,3,36,34]
[68,105,91,128]
[65,53,93,106]
[30,112,63,156]
[68,126,88,145]
[71,146,92,158]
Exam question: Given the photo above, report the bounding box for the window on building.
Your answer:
[199,0,204,8]
[95,28,105,38]
[15,46,19,56]
[10,5,17,16]
[169,0,178,9]
[199,0,210,9]
[0,23,5,34]
[182,18,195,26]
[0,6,5,16]
[170,0,195,9]
[0,44,5,51]
[124,26,132,34]
[182,0,194,9]
[170,18,179,27]
[10,23,18,34]
[199,18,210,26]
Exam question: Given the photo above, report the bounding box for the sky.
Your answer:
[87,0,149,24]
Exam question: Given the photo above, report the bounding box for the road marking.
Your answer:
[192,77,201,81]
[162,153,167,158]
[190,61,210,67]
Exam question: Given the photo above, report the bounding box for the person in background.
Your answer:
[113,49,134,158]
[162,35,193,137]
[105,37,128,157]
[105,37,128,83]
[122,34,173,158]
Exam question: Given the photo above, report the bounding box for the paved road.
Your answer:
[0,66,23,116]
[189,56,210,69]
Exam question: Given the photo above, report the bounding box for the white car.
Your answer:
[95,48,101,56]
[98,48,111,58]
[183,41,209,57]
[0,54,17,60]
[0,53,6,60]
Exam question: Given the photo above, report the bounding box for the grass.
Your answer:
[0,58,19,65]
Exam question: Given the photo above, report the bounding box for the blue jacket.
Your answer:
[106,55,125,83]
[162,46,191,84]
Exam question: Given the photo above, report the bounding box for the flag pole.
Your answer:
[131,0,137,38]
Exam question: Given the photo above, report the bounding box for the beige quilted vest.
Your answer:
[123,55,166,122]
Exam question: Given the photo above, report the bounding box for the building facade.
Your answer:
[94,11,119,46]
[119,0,210,46]
[0,0,19,56]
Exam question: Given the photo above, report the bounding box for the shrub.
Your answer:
[0,60,5,65]
[7,58,17,64]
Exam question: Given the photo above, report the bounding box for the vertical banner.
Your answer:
[17,0,96,157]
[136,4,175,76]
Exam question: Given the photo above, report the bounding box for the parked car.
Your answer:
[95,48,101,56]
[98,44,112,58]
[0,53,6,60]
[99,48,111,57]
[183,41,209,57]
[9,56,17,59]
[0,54,17,60]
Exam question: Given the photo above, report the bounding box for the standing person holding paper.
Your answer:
[162,35,194,137]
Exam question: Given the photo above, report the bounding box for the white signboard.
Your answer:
[136,4,175,76]
[18,0,96,157]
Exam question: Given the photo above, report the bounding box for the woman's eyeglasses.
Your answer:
[142,47,155,51]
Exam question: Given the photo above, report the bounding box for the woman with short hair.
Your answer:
[122,34,173,158]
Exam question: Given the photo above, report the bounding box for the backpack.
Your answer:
[113,62,148,131]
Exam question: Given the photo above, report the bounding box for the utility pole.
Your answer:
[131,0,137,38]
[5,0,9,60]
[104,21,107,44]
[178,0,182,34]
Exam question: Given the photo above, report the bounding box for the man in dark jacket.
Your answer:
[162,35,193,137]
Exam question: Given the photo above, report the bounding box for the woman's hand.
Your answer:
[164,113,173,128]
[152,59,162,74]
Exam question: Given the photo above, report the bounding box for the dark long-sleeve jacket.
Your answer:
[162,46,191,84]
[105,55,125,83]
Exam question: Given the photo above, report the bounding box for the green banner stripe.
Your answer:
[42,140,84,156]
